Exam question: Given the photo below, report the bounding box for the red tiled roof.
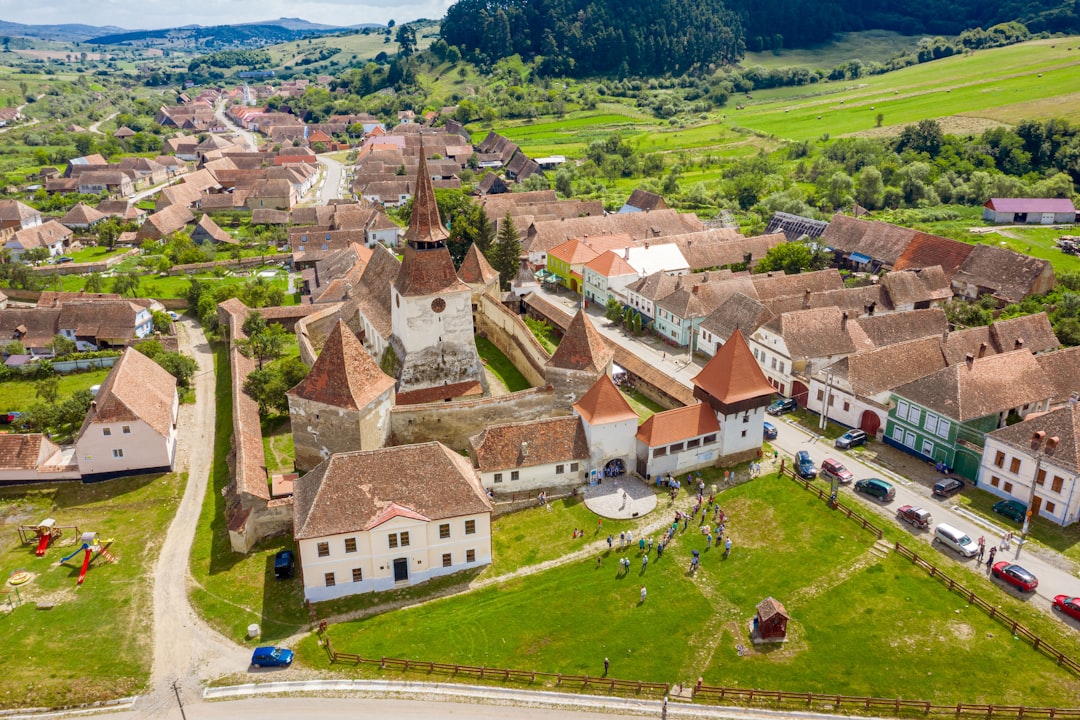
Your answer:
[573,374,638,425]
[469,416,589,471]
[458,243,499,285]
[584,250,637,277]
[287,320,395,410]
[635,403,718,447]
[547,309,613,373]
[395,380,484,405]
[77,347,176,439]
[692,329,774,403]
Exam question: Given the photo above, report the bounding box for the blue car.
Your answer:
[763,421,778,440]
[795,450,816,479]
[251,646,294,668]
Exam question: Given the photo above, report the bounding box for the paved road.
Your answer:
[316,154,346,204]
[527,286,1080,622]
[214,99,259,151]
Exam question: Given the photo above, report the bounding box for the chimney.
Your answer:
[520,441,529,457]
[692,285,699,295]
[90,401,97,412]
[1047,436,1060,454]
[867,301,876,316]
[965,352,975,368]
[1015,338,1025,351]
[803,289,811,309]
[978,342,988,359]
[624,246,630,260]
[841,311,848,329]
[644,242,650,250]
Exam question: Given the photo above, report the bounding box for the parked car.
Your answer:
[834,429,867,450]
[251,646,294,668]
[991,562,1038,592]
[763,421,778,440]
[932,477,964,498]
[820,458,854,484]
[167,311,180,321]
[993,499,1027,523]
[767,397,798,416]
[274,550,295,580]
[1053,595,1080,621]
[896,505,932,529]
[795,450,816,479]
[854,478,895,501]
[52,255,73,264]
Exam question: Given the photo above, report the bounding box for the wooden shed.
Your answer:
[755,596,789,640]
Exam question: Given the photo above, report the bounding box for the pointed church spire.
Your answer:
[404,140,448,247]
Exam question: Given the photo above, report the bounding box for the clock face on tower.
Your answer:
[431,297,446,313]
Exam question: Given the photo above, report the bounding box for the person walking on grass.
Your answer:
[642,554,648,571]
[640,585,647,602]
[724,537,732,558]
[604,657,610,676]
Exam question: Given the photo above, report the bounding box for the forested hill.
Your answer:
[442,0,1080,75]
[440,0,745,76]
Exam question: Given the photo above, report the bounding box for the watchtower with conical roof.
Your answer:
[388,146,486,403]
[544,309,614,406]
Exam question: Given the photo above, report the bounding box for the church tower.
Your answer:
[389,146,486,404]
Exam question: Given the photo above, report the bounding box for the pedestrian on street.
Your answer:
[987,547,997,567]
[604,657,610,676]
[627,530,633,546]
[977,543,985,563]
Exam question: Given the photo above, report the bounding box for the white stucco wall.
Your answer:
[977,437,1080,527]
[299,511,492,603]
[579,416,638,476]
[75,411,177,477]
[479,459,584,492]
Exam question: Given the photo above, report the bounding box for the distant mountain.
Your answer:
[0,20,132,41]
[240,17,344,32]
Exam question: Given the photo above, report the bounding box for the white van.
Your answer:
[933,523,979,557]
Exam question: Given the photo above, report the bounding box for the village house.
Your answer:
[0,433,79,484]
[74,347,179,480]
[468,417,589,491]
[59,202,108,230]
[292,442,493,602]
[4,220,72,260]
[885,349,1056,480]
[0,199,42,241]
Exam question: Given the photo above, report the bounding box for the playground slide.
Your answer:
[77,549,91,585]
[35,534,50,556]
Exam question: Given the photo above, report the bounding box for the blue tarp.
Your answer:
[849,252,872,264]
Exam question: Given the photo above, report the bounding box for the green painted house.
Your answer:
[884,350,1055,481]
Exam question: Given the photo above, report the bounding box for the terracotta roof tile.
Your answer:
[458,243,499,285]
[547,310,613,373]
[287,320,395,410]
[635,403,719,446]
[78,347,177,439]
[855,308,948,349]
[699,292,773,344]
[765,306,857,359]
[0,434,58,471]
[692,329,774,404]
[1035,346,1080,405]
[953,244,1054,304]
[394,380,484,405]
[987,402,1080,475]
[821,213,916,265]
[469,417,589,471]
[843,336,948,396]
[990,312,1059,355]
[293,442,492,540]
[573,374,638,425]
[893,234,974,279]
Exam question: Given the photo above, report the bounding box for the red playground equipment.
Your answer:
[17,519,76,557]
[59,532,117,585]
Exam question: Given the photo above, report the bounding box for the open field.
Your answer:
[293,473,1080,704]
[0,473,183,709]
[742,31,922,70]
[0,368,111,413]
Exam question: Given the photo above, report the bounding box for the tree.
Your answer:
[474,207,495,255]
[35,376,60,404]
[135,339,197,388]
[395,25,417,56]
[151,310,172,334]
[492,211,521,291]
[112,270,141,297]
[4,340,26,356]
[47,334,76,357]
[83,272,105,293]
[855,166,885,210]
[875,112,884,128]
[754,240,831,275]
[242,356,308,416]
[236,311,288,369]
[604,297,624,324]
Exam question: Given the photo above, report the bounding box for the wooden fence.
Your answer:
[316,627,668,697]
[779,460,884,539]
[893,542,1080,676]
[692,684,1080,719]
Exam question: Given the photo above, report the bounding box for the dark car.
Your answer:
[251,646,294,668]
[834,429,867,450]
[991,562,1038,592]
[854,478,895,501]
[933,477,964,498]
[767,398,798,416]
[993,499,1027,523]
[274,550,295,579]
[1053,595,1080,621]
[896,504,932,529]
[763,421,778,440]
[795,450,816,479]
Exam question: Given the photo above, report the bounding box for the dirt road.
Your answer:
[135,319,248,718]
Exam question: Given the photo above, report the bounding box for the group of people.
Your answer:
[976,535,998,567]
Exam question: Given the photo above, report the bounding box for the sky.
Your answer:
[0,0,455,30]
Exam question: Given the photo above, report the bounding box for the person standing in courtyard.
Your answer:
[640,585,647,602]
[724,537,732,558]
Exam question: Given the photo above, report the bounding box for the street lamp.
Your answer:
[1022,430,1059,543]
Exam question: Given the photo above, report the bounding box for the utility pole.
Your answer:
[172,679,188,720]
[1021,430,1058,556]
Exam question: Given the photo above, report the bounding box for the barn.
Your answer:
[982,198,1077,225]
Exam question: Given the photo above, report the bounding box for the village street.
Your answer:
[534,286,1080,621]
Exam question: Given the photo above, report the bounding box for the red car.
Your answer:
[991,561,1039,592]
[1053,595,1080,621]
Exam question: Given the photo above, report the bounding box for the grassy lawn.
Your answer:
[261,415,295,475]
[0,368,111,413]
[293,473,1080,705]
[68,245,129,263]
[45,269,295,305]
[524,317,560,354]
[0,472,184,709]
[476,336,531,392]
[187,344,308,645]
[741,30,921,70]
[619,386,665,423]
